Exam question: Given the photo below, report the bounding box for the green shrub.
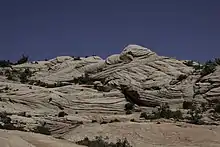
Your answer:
[0,60,12,67]
[184,60,194,66]
[19,68,33,83]
[171,110,183,119]
[76,136,132,147]
[5,68,33,82]
[201,102,208,112]
[140,112,159,120]
[200,60,217,76]
[188,106,203,125]
[140,112,148,119]
[16,55,29,65]
[177,74,187,81]
[182,101,193,109]
[215,58,220,65]
[140,104,183,120]
[193,64,203,71]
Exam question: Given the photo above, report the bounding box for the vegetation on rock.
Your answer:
[0,60,13,67]
[200,60,217,77]
[187,105,203,125]
[16,55,29,65]
[140,103,183,120]
[33,125,51,135]
[177,74,187,81]
[76,136,132,147]
[182,101,193,109]
[213,103,220,113]
[124,102,134,111]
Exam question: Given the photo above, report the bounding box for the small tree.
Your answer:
[184,60,194,66]
[16,55,29,65]
[215,58,220,65]
[200,60,216,77]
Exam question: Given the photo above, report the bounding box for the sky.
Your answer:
[0,0,219,62]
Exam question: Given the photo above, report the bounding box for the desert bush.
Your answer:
[214,103,220,113]
[201,102,208,112]
[5,70,19,81]
[0,60,12,67]
[215,58,220,65]
[193,64,203,71]
[0,111,11,124]
[19,68,32,83]
[182,101,193,109]
[73,73,94,85]
[125,110,132,115]
[74,56,81,60]
[16,55,29,65]
[92,120,97,123]
[140,103,183,120]
[5,68,33,82]
[200,60,217,77]
[184,60,194,66]
[0,111,25,131]
[100,121,108,124]
[151,86,161,90]
[6,73,14,80]
[58,111,68,117]
[177,74,187,81]
[188,106,203,125]
[140,111,162,120]
[184,60,203,71]
[140,112,148,119]
[33,125,51,135]
[109,119,120,123]
[76,136,132,147]
[124,103,134,111]
[158,104,182,119]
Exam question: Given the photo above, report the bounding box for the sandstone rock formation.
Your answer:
[0,44,220,147]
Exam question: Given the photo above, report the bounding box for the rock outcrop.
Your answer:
[0,44,220,147]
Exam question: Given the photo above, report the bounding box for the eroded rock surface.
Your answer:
[0,44,220,146]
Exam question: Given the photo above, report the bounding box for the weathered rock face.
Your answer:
[0,44,220,146]
[194,66,220,102]
[2,44,220,108]
[90,45,198,106]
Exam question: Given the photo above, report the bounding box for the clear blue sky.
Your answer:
[0,0,219,62]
